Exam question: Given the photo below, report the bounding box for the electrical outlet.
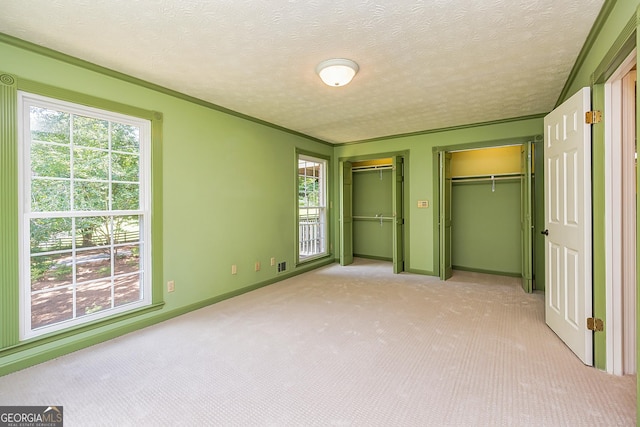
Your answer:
[270,257,276,266]
[255,261,261,271]
[167,280,175,293]
[231,264,237,275]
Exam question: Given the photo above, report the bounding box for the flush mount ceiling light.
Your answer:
[316,58,359,87]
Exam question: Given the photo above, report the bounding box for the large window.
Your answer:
[298,154,328,261]
[18,92,152,339]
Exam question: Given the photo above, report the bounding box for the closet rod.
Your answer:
[452,176,521,183]
[352,166,393,172]
[352,215,393,220]
[452,172,522,180]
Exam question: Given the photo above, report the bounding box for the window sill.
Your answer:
[0,302,164,358]
[297,253,331,266]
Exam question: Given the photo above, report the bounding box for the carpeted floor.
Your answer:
[0,258,636,426]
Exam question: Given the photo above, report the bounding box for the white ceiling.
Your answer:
[1,0,604,144]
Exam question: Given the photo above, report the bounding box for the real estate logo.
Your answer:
[0,406,63,427]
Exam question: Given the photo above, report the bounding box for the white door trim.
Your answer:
[604,49,636,375]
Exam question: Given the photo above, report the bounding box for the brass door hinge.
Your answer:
[585,110,602,124]
[587,317,604,332]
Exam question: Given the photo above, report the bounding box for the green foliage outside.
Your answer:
[299,176,320,207]
[29,106,141,255]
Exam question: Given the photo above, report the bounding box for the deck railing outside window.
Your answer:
[299,217,324,257]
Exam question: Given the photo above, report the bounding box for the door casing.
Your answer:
[520,141,533,293]
[604,49,637,375]
[439,152,452,280]
[392,156,405,274]
[339,161,353,266]
[338,152,408,271]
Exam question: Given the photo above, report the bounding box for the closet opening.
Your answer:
[339,154,407,273]
[352,159,395,262]
[436,141,538,293]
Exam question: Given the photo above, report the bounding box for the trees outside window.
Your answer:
[19,93,151,338]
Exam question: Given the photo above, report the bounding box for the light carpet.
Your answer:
[0,258,636,426]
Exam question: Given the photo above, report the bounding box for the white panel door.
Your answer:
[543,87,593,365]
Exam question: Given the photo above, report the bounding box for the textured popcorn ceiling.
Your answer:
[1,0,604,144]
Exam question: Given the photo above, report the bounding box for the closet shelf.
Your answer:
[452,172,530,183]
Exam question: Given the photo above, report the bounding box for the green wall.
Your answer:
[333,0,640,391]
[451,180,521,275]
[0,37,333,374]
[334,119,543,275]
[352,169,393,260]
[2,5,638,412]
[559,0,639,105]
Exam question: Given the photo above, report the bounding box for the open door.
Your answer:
[340,161,354,266]
[392,156,404,273]
[439,152,453,280]
[543,87,593,365]
[520,141,533,293]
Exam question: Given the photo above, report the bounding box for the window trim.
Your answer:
[296,150,330,264]
[18,91,153,339]
[0,74,164,349]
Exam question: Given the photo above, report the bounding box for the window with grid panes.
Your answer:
[298,155,327,260]
[19,92,151,339]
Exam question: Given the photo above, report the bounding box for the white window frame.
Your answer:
[298,154,328,261]
[18,91,152,340]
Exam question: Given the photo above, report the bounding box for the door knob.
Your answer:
[541,229,549,236]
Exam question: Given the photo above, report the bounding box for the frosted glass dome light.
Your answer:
[316,59,359,87]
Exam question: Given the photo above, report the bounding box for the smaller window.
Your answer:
[298,154,328,261]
